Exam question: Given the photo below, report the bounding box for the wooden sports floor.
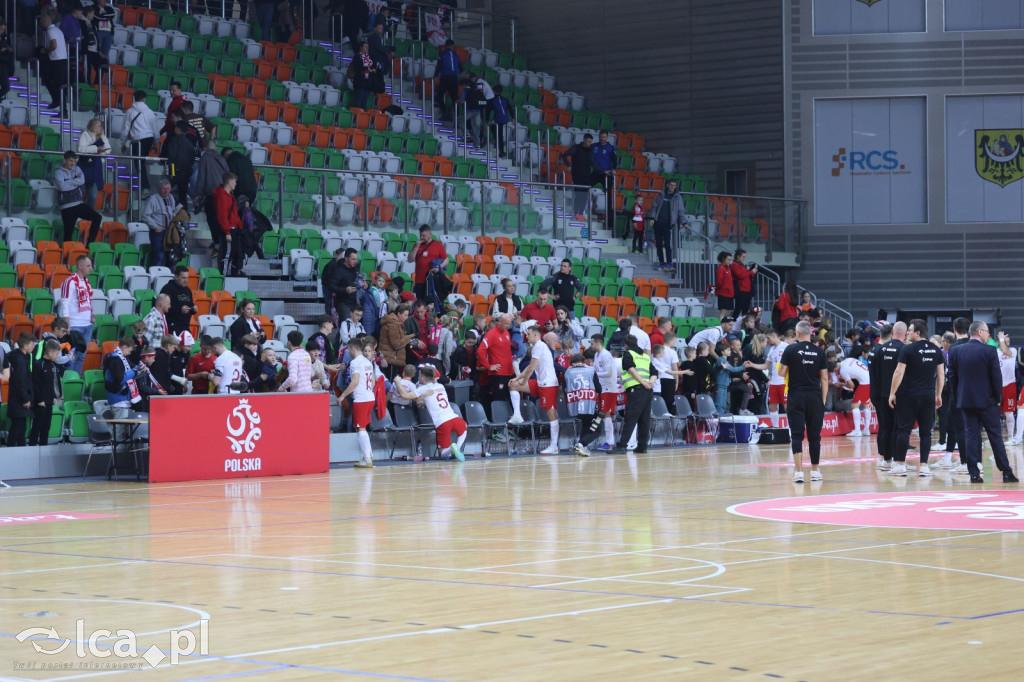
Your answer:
[2,436,1024,681]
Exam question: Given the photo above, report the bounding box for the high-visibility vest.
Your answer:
[621,350,652,389]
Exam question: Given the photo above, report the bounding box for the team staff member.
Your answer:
[540,260,584,316]
[476,314,514,418]
[730,249,758,319]
[714,251,734,320]
[610,335,654,455]
[948,321,1018,483]
[407,224,448,301]
[888,319,943,478]
[778,320,828,483]
[868,322,904,471]
[939,317,970,471]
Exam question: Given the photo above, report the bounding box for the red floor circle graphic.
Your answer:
[728,491,1024,531]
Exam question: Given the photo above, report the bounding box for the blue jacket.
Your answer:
[103,351,137,405]
[591,142,618,172]
[490,95,511,124]
[437,48,462,77]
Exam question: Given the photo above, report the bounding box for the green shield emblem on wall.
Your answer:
[976,129,1024,188]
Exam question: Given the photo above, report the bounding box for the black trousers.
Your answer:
[28,404,53,446]
[42,58,67,109]
[61,203,102,243]
[654,224,672,263]
[7,416,26,446]
[578,414,604,447]
[436,75,459,117]
[787,390,825,464]
[632,229,645,253]
[937,385,951,444]
[962,405,1013,478]
[875,400,896,461]
[660,379,677,413]
[894,393,935,464]
[131,138,154,191]
[947,401,965,462]
[616,385,653,451]
[733,290,753,319]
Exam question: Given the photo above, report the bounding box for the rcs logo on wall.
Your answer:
[976,129,1024,187]
[831,147,908,177]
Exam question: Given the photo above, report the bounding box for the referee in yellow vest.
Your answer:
[610,335,654,454]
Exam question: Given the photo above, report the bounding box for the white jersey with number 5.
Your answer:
[416,383,457,426]
[350,355,376,402]
[214,350,243,394]
[532,340,558,388]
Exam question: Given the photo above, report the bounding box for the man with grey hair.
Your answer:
[143,294,172,349]
[778,320,828,483]
[868,321,906,472]
[948,320,1018,483]
[141,178,176,268]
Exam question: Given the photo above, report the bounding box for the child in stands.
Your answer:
[389,364,418,411]
[7,333,36,446]
[29,340,62,446]
[631,195,646,253]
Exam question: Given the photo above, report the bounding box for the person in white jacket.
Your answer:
[122,90,160,193]
[76,118,110,208]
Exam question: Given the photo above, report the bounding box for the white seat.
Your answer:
[651,297,671,318]
[3,223,28,242]
[321,229,342,253]
[90,290,109,316]
[615,258,635,281]
[222,314,239,329]
[585,244,602,260]
[273,316,299,342]
[123,265,149,291]
[564,239,585,261]
[362,232,384,254]
[493,255,514,277]
[668,296,688,318]
[684,297,704,318]
[529,255,552,279]
[470,273,493,296]
[548,240,568,261]
[457,235,479,256]
[106,289,135,319]
[10,240,35,266]
[29,179,56,212]
[377,252,399,274]
[149,266,173,292]
[289,248,315,281]
[511,255,531,278]
[198,314,226,339]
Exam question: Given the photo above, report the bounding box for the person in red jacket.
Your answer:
[212,172,243,276]
[730,248,759,319]
[476,314,514,419]
[715,251,735,320]
[521,288,557,330]
[160,81,187,136]
[774,277,800,333]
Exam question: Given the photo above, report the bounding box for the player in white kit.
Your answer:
[765,329,788,427]
[339,337,378,468]
[590,334,620,450]
[839,345,872,436]
[996,331,1019,443]
[509,326,561,454]
[394,365,467,461]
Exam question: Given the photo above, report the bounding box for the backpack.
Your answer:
[608,329,628,354]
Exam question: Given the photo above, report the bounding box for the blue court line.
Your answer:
[176,667,288,682]
[0,547,961,621]
[967,608,1024,620]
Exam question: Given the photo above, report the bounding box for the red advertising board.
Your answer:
[757,411,878,437]
[148,393,330,483]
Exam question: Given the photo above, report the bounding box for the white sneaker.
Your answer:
[904,464,917,472]
[890,464,908,477]
[574,443,591,457]
[809,469,822,481]
[918,464,932,477]
[507,415,524,425]
[954,463,969,474]
[1008,437,1023,446]
[847,430,861,437]
[540,445,559,455]
[931,443,947,452]
[934,457,955,470]
[793,471,804,483]
[876,457,891,471]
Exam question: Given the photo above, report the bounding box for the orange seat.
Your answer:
[285,145,306,167]
[633,277,652,300]
[617,296,637,317]
[139,8,158,28]
[256,315,275,341]
[82,341,102,372]
[455,254,476,275]
[308,125,330,148]
[36,240,62,267]
[348,129,367,150]
[474,255,495,276]
[279,102,299,125]
[33,314,56,336]
[17,263,45,289]
[599,296,619,318]
[265,143,287,166]
[467,294,488,316]
[292,123,312,147]
[450,273,472,298]
[4,313,33,341]
[209,74,230,97]
[193,290,211,317]
[581,295,601,319]
[648,277,668,299]
[416,154,436,175]
[44,263,72,289]
[210,291,236,319]
[436,157,454,177]
[99,221,128,245]
[494,237,514,258]
[101,340,119,357]
[476,236,497,257]
[11,125,37,150]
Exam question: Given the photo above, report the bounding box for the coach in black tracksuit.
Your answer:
[869,322,905,469]
[888,319,943,476]
[779,320,828,483]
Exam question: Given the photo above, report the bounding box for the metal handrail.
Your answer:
[815,299,855,340]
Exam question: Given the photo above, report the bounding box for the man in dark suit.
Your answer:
[948,320,1019,483]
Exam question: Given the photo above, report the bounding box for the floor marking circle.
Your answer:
[728,491,1024,530]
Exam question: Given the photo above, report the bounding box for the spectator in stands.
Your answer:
[213,172,244,276]
[307,342,331,392]
[122,90,159,194]
[554,306,583,349]
[489,84,513,157]
[392,274,416,302]
[309,315,337,367]
[449,328,478,383]
[39,11,68,114]
[186,336,216,395]
[631,195,646,253]
[58,4,81,53]
[76,118,108,208]
[340,0,369,56]
[320,248,344,319]
[34,317,72,369]
[541,259,584,315]
[688,316,735,361]
[364,273,388,337]
[650,317,673,348]
[179,100,212,148]
[159,266,196,336]
[649,179,687,271]
[229,299,266,349]
[331,247,362,323]
[254,347,280,393]
[338,305,366,346]
[477,314,514,418]
[102,337,138,444]
[627,312,652,353]
[714,251,734,320]
[143,294,171,349]
[159,121,193,208]
[55,151,102,244]
[437,315,459,376]
[774,277,800,333]
[379,303,414,381]
[149,334,180,396]
[352,41,377,109]
[405,300,434,363]
[57,255,94,373]
[591,130,618,192]
[92,0,116,62]
[128,320,147,364]
[254,0,275,42]
[408,225,448,301]
[368,20,394,74]
[141,179,176,268]
[731,249,758,319]
[460,73,491,146]
[492,278,524,319]
[237,334,262,392]
[522,287,557,331]
[561,133,597,220]
[29,339,61,446]
[80,5,104,86]
[222,148,257,204]
[160,81,186,137]
[435,38,462,122]
[0,19,12,102]
[279,331,313,393]
[211,337,243,394]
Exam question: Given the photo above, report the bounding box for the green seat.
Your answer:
[30,222,57,243]
[279,228,301,253]
[61,370,85,402]
[0,262,16,288]
[200,267,224,293]
[531,238,550,258]
[64,401,92,443]
[600,258,619,279]
[26,288,53,316]
[134,289,156,316]
[46,404,65,441]
[84,369,105,402]
[89,242,115,269]
[117,314,142,337]
[598,276,620,298]
[92,314,119,344]
[636,297,654,319]
[260,230,280,256]
[115,243,140,268]
[619,279,636,299]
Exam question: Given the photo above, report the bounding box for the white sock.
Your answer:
[1006,411,1015,438]
[456,431,467,450]
[851,407,861,433]
[769,410,778,428]
[865,410,873,433]
[604,417,615,446]
[1016,409,1024,440]
[441,447,451,458]
[549,420,559,449]
[357,430,372,461]
[510,391,522,418]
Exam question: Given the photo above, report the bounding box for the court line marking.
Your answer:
[0,561,133,576]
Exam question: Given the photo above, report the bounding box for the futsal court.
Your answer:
[1,435,1023,681]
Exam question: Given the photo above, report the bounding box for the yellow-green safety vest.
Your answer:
[621,350,652,389]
